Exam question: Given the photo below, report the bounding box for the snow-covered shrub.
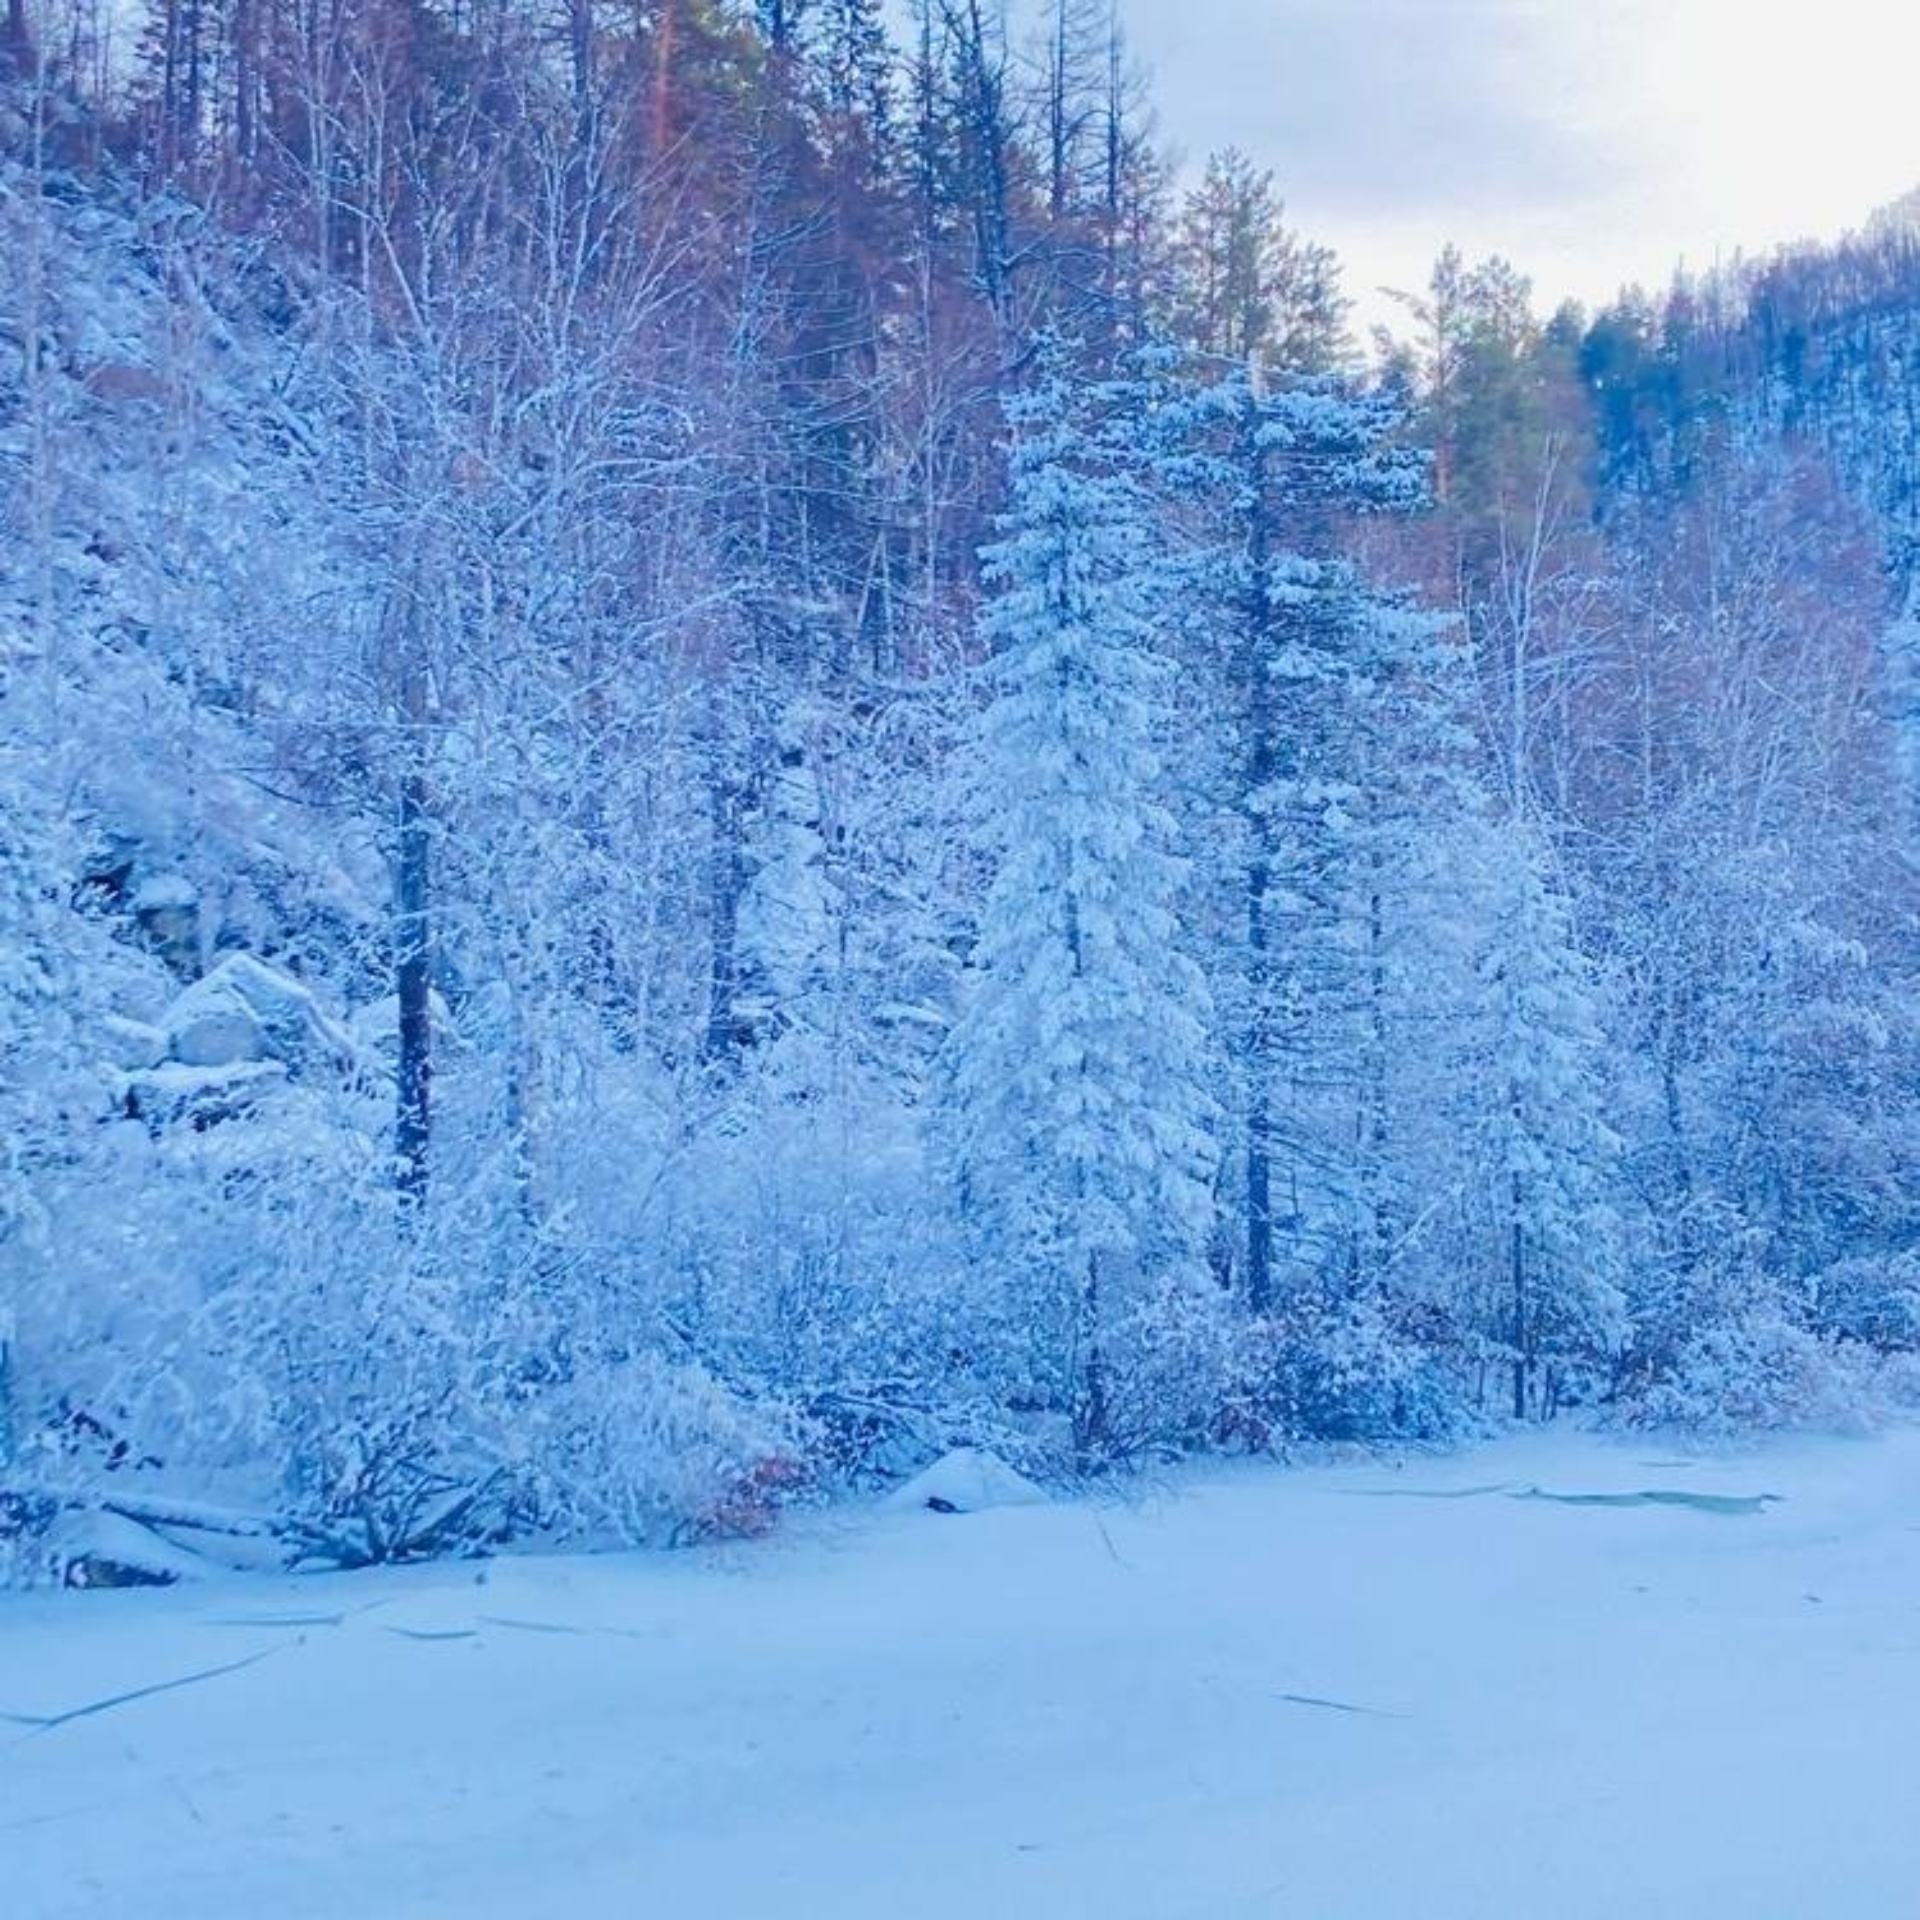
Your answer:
[268,1235,538,1566]
[12,1046,552,1564]
[1237,1292,1475,1446]
[0,1488,60,1590]
[1810,1253,1920,1351]
[524,1351,806,1548]
[1878,1350,1920,1414]
[1615,1209,1768,1399]
[632,1062,999,1486]
[1612,1217,1910,1436]
[1070,1274,1240,1467]
[1622,1315,1885,1437]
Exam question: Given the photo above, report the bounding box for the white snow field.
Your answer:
[4,1430,1918,1920]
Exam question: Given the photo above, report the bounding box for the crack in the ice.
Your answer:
[1,1647,284,1743]
[1274,1691,1407,1719]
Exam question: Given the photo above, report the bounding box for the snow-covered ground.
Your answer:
[4,1429,1918,1919]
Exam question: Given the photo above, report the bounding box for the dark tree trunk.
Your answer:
[1510,1172,1527,1421]
[395,662,432,1206]
[232,0,255,163]
[951,0,1013,332]
[1046,0,1069,222]
[650,0,678,158]
[0,1317,16,1469]
[702,771,749,1061]
[1242,409,1276,1315]
[1365,869,1392,1287]
[567,0,595,154]
[1,0,35,78]
[183,0,204,160]
[1076,1250,1109,1469]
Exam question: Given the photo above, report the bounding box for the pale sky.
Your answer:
[1122,0,1920,335]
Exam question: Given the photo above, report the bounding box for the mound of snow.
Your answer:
[885,1448,1047,1516]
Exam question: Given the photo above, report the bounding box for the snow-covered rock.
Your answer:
[45,1508,207,1589]
[118,1058,288,1128]
[131,873,197,914]
[130,871,200,974]
[884,1448,1048,1516]
[166,993,265,1066]
[164,968,269,1065]
[161,952,355,1075]
[99,1012,167,1070]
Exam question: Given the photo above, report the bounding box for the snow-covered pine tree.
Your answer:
[1455,818,1626,1419]
[1339,596,1483,1300]
[1180,369,1426,1315]
[814,0,895,171]
[937,341,1220,1469]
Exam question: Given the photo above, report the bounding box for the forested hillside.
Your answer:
[4,0,1919,1583]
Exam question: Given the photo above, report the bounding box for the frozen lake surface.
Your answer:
[4,1428,1917,1919]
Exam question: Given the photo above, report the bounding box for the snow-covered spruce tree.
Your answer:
[936,343,1222,1471]
[1292,594,1492,1435]
[1451,817,1626,1420]
[1188,374,1424,1306]
[1168,365,1478,1436]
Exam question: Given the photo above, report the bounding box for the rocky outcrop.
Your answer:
[115,952,362,1128]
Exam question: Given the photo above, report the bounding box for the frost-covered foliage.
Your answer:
[520,1351,806,1549]
[1239,1295,1477,1447]
[1625,1315,1890,1438]
[6,4,1920,1587]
